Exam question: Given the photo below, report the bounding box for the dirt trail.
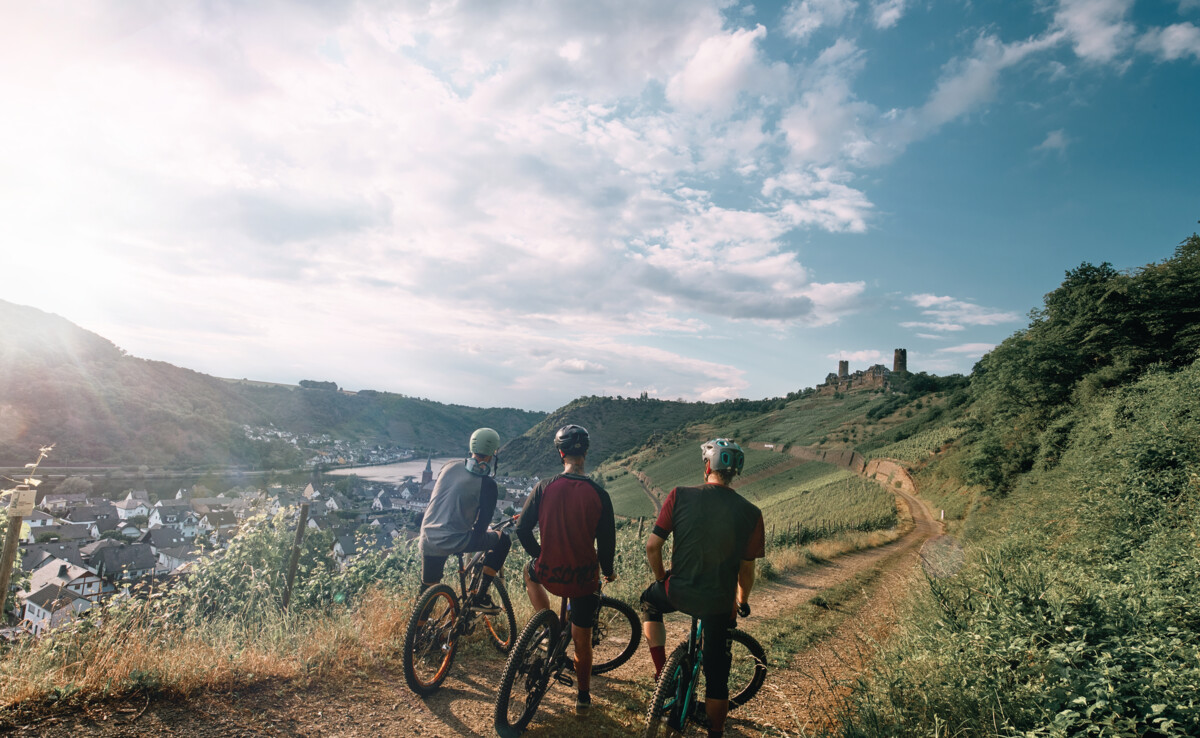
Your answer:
[6,475,940,737]
[630,470,663,514]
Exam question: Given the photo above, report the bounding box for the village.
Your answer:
[10,459,538,639]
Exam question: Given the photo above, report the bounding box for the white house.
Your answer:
[114,492,151,521]
[29,559,103,602]
[22,584,93,636]
[25,510,60,530]
[39,493,88,512]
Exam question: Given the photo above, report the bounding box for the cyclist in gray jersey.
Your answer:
[418,428,511,612]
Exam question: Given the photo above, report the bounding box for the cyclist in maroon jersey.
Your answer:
[516,424,616,714]
[640,438,765,738]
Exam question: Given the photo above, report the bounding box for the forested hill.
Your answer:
[840,230,1200,736]
[0,301,544,467]
[500,394,789,478]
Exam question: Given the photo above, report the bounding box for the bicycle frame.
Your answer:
[671,617,705,729]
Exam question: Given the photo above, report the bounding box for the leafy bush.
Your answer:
[844,357,1200,737]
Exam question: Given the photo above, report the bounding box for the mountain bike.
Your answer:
[402,517,519,696]
[493,583,642,737]
[644,610,767,737]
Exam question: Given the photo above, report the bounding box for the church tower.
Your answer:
[421,457,433,486]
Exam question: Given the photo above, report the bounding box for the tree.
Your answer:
[56,476,93,496]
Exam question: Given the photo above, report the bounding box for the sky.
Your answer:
[1,1,1198,412]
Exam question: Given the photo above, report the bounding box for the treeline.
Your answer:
[962,232,1200,491]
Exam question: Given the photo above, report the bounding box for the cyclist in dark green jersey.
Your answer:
[639,439,765,738]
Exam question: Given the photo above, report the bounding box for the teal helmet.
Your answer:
[701,438,745,476]
[469,428,501,457]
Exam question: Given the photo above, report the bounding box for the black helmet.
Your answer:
[701,438,745,476]
[554,424,590,456]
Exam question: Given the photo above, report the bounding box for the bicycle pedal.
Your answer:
[554,673,574,687]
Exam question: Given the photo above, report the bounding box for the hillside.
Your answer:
[499,393,789,477]
[0,301,544,467]
[839,231,1200,736]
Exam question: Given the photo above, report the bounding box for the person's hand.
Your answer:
[604,573,617,583]
[736,601,751,618]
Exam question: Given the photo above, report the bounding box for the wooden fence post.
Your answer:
[282,503,310,611]
[0,515,23,621]
[637,517,645,537]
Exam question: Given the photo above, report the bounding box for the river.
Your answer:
[324,457,459,483]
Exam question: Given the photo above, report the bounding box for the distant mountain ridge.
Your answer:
[0,300,544,467]
[499,394,790,478]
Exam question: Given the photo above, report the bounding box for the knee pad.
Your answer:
[639,595,664,623]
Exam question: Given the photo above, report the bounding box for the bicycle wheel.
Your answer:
[725,629,768,708]
[402,584,460,696]
[494,609,560,738]
[645,644,694,738]
[572,596,641,674]
[481,579,517,654]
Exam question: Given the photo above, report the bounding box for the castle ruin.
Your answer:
[821,348,909,394]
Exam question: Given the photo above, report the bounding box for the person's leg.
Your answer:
[571,624,593,693]
[523,560,551,612]
[639,580,674,677]
[700,616,734,735]
[569,593,601,711]
[476,531,511,596]
[420,555,447,593]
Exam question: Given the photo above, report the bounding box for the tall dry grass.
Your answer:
[0,586,414,706]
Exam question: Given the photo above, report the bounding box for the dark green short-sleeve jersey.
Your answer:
[653,484,765,618]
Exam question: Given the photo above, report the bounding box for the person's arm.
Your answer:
[736,559,755,606]
[470,478,498,540]
[737,511,766,611]
[646,533,668,582]
[596,486,616,579]
[646,488,677,582]
[516,484,542,559]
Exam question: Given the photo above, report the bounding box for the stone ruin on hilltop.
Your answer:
[820,348,908,394]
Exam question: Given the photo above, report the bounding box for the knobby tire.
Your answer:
[481,579,518,654]
[566,595,642,674]
[402,584,460,696]
[727,628,767,708]
[645,645,692,738]
[494,608,560,738]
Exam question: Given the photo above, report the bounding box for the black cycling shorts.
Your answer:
[421,529,511,585]
[525,559,601,628]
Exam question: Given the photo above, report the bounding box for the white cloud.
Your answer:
[544,358,608,375]
[666,25,778,114]
[1036,129,1072,155]
[871,0,907,29]
[938,343,997,358]
[1137,23,1200,60]
[783,0,857,43]
[903,294,1021,333]
[828,349,885,363]
[901,321,966,332]
[1053,0,1136,63]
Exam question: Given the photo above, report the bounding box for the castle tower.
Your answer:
[838,360,849,379]
[893,348,908,373]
